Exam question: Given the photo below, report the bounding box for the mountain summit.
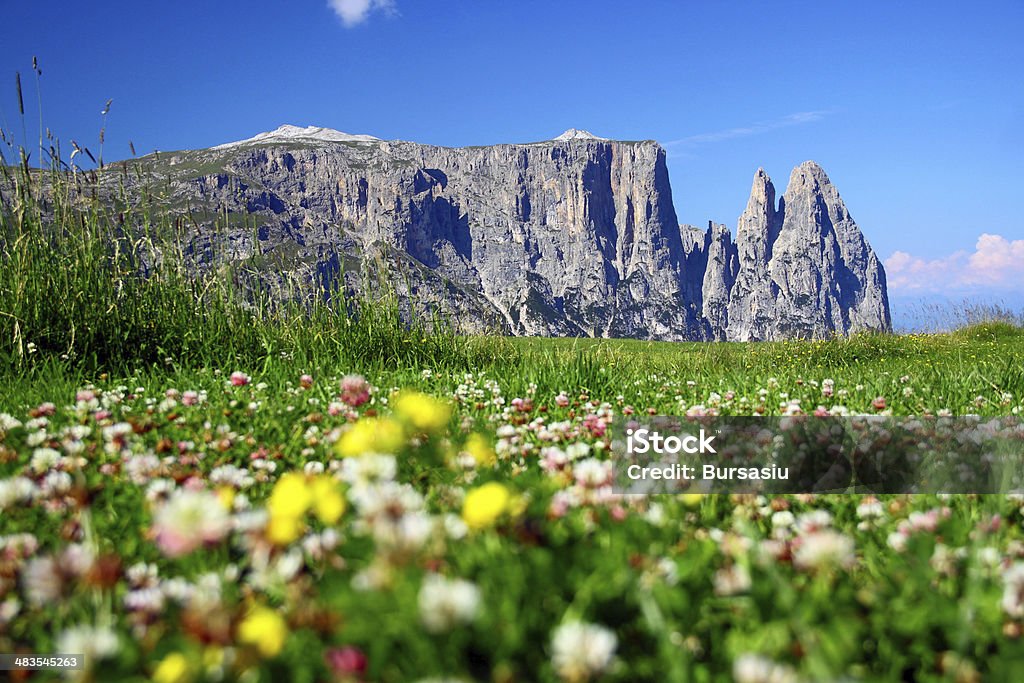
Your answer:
[552,128,608,141]
[123,132,889,340]
[725,163,891,340]
[212,124,380,149]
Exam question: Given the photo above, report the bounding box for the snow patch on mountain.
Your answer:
[213,125,380,149]
[553,128,608,141]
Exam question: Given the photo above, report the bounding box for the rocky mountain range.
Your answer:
[107,125,892,341]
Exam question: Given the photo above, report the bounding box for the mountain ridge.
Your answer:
[98,127,892,340]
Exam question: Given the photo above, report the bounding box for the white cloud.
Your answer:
[884,233,1024,293]
[665,110,836,148]
[327,0,395,27]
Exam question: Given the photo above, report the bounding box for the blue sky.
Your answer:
[2,0,1022,307]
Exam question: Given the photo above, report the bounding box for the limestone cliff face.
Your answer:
[112,126,890,340]
[726,162,891,340]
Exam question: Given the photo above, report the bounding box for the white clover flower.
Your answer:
[161,577,193,604]
[24,419,51,436]
[0,597,20,626]
[26,430,48,447]
[856,499,884,519]
[60,544,95,577]
[28,448,62,475]
[495,425,517,439]
[713,563,752,596]
[126,562,160,588]
[930,544,964,576]
[249,550,305,591]
[0,477,37,510]
[303,460,326,475]
[550,621,617,681]
[56,624,119,662]
[572,458,611,488]
[0,533,39,557]
[793,530,855,572]
[62,439,85,456]
[336,453,398,488]
[145,478,176,504]
[209,464,255,489]
[151,489,231,558]
[418,574,482,633]
[887,531,908,552]
[63,425,92,441]
[442,514,468,541]
[22,555,63,605]
[233,509,269,533]
[125,454,162,485]
[564,442,591,460]
[41,471,73,497]
[644,503,665,526]
[124,587,165,613]
[302,528,340,559]
[177,573,225,612]
[1001,563,1024,618]
[794,510,832,535]
[0,413,22,431]
[372,510,434,554]
[101,422,132,440]
[733,653,799,683]
[350,480,424,518]
[771,510,795,529]
[251,458,277,472]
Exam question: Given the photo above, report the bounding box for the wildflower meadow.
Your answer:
[3,135,1024,682]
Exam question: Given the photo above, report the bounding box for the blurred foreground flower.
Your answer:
[792,530,855,572]
[340,374,371,407]
[325,645,368,677]
[1002,563,1024,617]
[418,573,482,633]
[462,433,497,467]
[267,472,346,545]
[56,624,119,666]
[733,653,800,683]
[335,417,405,457]
[462,482,512,530]
[394,391,451,432]
[238,605,288,658]
[153,489,231,558]
[550,621,617,682]
[152,651,193,683]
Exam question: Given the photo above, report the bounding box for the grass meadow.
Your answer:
[2,134,1024,682]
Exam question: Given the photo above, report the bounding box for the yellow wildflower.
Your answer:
[268,472,312,519]
[334,417,406,457]
[463,433,496,467]
[680,493,704,508]
[462,482,511,530]
[238,605,288,658]
[215,486,235,511]
[310,475,345,524]
[152,652,192,683]
[394,392,451,433]
[266,513,305,545]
